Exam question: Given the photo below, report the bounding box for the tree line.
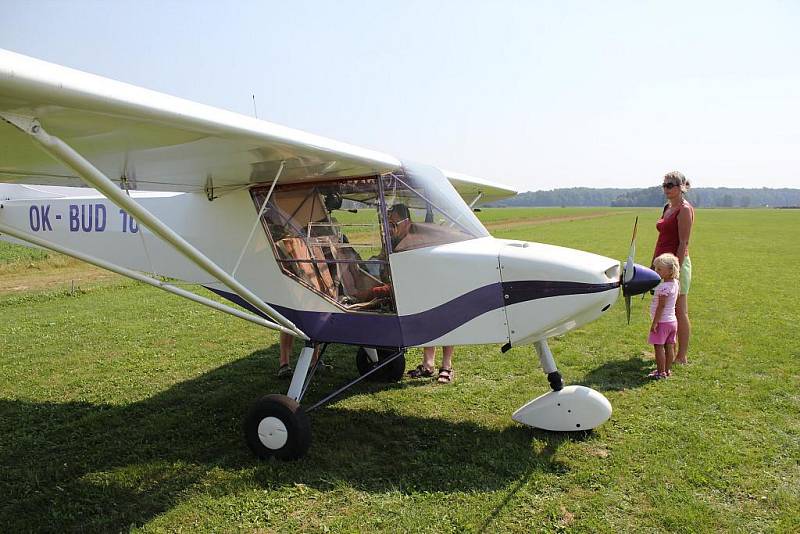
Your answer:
[489,187,800,208]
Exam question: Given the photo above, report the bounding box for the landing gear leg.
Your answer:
[287,342,316,401]
[512,339,612,432]
[243,342,406,460]
[364,347,379,363]
[534,340,564,392]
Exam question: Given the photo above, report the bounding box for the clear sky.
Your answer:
[2,0,799,191]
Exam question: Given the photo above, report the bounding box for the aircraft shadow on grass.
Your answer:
[578,355,654,391]
[0,345,584,532]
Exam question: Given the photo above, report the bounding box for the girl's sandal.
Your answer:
[407,364,434,378]
[437,367,454,384]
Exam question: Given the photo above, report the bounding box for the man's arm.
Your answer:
[354,283,392,302]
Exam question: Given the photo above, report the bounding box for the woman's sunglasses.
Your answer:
[662,183,679,190]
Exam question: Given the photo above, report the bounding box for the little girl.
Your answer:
[648,253,680,379]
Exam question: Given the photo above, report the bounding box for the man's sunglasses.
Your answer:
[662,183,679,190]
[389,217,408,231]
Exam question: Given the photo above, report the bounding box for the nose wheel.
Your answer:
[244,394,311,460]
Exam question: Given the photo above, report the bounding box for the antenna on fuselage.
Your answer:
[252,94,259,119]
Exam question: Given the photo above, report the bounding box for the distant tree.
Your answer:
[487,186,800,208]
[490,187,626,207]
[611,187,664,207]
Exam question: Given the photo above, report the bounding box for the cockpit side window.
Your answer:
[252,177,397,314]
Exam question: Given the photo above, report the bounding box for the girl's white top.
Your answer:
[650,279,678,323]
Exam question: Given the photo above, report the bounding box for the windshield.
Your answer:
[382,162,489,253]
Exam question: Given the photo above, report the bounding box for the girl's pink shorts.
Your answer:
[648,321,677,345]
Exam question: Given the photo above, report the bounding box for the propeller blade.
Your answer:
[623,216,639,283]
[625,295,632,325]
[629,215,639,248]
[619,215,660,325]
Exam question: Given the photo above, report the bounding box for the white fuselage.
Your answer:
[0,185,621,348]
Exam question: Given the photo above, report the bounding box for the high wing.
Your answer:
[443,170,518,206]
[0,49,518,205]
[0,48,400,193]
[0,48,516,340]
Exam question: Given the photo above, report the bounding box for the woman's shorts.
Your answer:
[679,256,692,295]
[648,321,678,345]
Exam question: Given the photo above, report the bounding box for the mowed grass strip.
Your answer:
[0,241,122,294]
[1,208,798,532]
[0,240,51,265]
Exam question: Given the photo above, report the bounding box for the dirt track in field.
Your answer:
[0,258,120,294]
[483,210,627,231]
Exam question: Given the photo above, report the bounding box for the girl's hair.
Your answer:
[653,253,680,280]
[664,170,691,193]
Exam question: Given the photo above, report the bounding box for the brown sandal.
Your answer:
[437,367,454,384]
[407,364,434,378]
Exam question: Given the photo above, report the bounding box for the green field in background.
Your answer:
[1,207,798,532]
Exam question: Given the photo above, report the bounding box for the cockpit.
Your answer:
[251,167,488,314]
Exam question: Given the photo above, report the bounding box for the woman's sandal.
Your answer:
[437,367,454,384]
[407,364,434,378]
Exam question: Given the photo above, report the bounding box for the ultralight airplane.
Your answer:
[0,49,660,460]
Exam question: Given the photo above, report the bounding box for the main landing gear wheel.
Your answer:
[355,347,406,382]
[244,394,311,461]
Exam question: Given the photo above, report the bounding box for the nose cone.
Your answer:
[499,241,622,343]
[622,264,661,296]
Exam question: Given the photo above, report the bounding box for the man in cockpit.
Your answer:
[387,203,417,252]
[388,202,451,253]
[348,203,415,304]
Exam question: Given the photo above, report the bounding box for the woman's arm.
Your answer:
[676,206,693,266]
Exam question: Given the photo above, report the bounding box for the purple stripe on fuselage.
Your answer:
[399,283,505,346]
[205,279,617,347]
[204,286,403,346]
[204,285,504,347]
[501,280,619,306]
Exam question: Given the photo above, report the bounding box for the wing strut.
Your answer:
[231,160,284,277]
[468,192,483,208]
[1,113,308,340]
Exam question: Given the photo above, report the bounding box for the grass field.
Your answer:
[1,207,798,532]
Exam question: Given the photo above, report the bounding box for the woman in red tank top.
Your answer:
[652,171,694,364]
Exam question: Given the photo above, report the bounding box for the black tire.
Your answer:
[355,347,406,382]
[244,394,311,461]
